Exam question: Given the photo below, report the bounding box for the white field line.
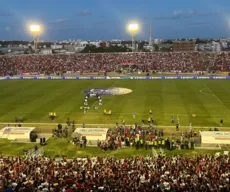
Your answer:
[86,100,98,113]
[0,122,229,129]
[203,84,223,104]
[199,88,213,96]
[1,112,229,118]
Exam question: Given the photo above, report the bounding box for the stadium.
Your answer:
[0,53,230,191]
[0,2,230,191]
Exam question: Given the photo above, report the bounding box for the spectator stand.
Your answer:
[1,52,230,76]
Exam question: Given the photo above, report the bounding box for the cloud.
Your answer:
[186,10,220,18]
[153,10,184,20]
[48,19,69,24]
[172,10,184,18]
[153,10,221,20]
[48,25,85,32]
[189,21,210,25]
[76,9,92,16]
[197,12,219,17]
[55,27,77,31]
[93,19,117,25]
[187,10,199,17]
[182,19,211,26]
[152,16,168,20]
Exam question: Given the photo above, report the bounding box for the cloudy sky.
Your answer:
[1,0,230,41]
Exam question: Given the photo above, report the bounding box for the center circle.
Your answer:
[83,87,132,96]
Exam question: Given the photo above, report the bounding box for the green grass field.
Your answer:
[1,79,230,157]
[0,79,230,127]
[0,138,228,158]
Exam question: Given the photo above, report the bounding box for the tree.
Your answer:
[138,41,146,51]
[81,44,97,53]
[154,44,159,52]
[81,44,131,53]
[160,47,172,52]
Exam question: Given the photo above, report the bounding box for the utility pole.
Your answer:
[149,21,152,46]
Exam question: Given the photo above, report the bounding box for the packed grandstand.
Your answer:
[0,52,230,76]
[0,155,229,191]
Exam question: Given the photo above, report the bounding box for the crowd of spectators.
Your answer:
[0,52,230,76]
[0,155,229,192]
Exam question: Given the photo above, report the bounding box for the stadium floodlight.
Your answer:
[128,23,138,33]
[128,23,139,52]
[29,24,41,53]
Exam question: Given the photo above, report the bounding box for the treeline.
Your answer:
[81,44,132,53]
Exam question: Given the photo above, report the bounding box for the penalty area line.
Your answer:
[203,84,223,104]
[199,88,213,96]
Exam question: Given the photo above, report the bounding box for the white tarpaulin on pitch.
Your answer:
[0,127,35,141]
[72,128,108,141]
[200,131,230,145]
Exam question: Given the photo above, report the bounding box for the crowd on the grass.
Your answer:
[68,115,196,151]
[0,155,229,192]
[52,121,76,139]
[97,123,196,151]
[1,52,230,76]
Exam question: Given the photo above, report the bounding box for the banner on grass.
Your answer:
[152,148,158,158]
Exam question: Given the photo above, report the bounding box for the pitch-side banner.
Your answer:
[200,131,230,144]
[1,76,230,80]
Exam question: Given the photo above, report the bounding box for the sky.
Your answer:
[1,0,230,41]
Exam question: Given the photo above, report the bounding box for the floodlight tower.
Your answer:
[29,25,41,53]
[128,23,139,52]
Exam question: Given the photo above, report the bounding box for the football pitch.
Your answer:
[0,79,230,127]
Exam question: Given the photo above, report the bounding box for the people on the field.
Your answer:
[220,118,223,127]
[49,112,56,120]
[171,115,174,123]
[189,121,192,130]
[15,116,18,123]
[100,122,197,152]
[133,112,136,119]
[149,109,152,115]
[99,98,102,105]
[53,113,56,120]
[176,122,179,131]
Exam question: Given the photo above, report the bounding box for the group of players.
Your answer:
[48,98,224,130]
[49,112,57,120]
[104,109,112,115]
[80,94,103,113]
